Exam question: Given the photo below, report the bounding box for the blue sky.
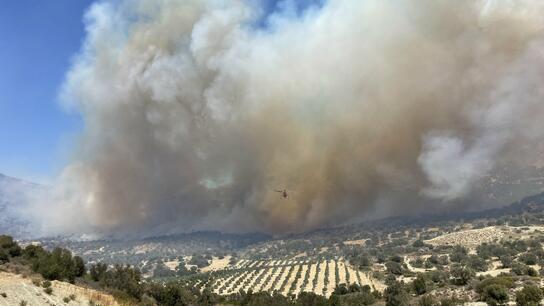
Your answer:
[0,0,94,182]
[0,0,323,183]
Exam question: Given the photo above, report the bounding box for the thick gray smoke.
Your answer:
[36,0,544,236]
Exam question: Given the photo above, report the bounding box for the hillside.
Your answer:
[0,271,117,306]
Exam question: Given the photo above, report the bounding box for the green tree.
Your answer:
[0,249,8,264]
[73,256,86,277]
[90,263,108,281]
[384,281,410,306]
[0,235,21,257]
[296,292,329,306]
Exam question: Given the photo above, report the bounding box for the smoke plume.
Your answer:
[38,0,544,236]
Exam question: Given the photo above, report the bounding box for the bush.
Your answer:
[384,281,410,306]
[511,263,537,276]
[0,249,8,264]
[519,253,538,265]
[90,263,108,281]
[466,255,488,272]
[439,297,462,306]
[73,256,86,277]
[449,246,468,263]
[19,301,27,306]
[386,261,404,275]
[25,246,83,283]
[44,287,53,295]
[475,277,514,295]
[42,280,51,288]
[427,255,448,266]
[499,256,512,268]
[332,283,349,295]
[0,235,21,257]
[413,275,427,295]
[294,292,329,306]
[189,254,209,268]
[481,284,508,306]
[1,292,6,298]
[413,240,426,248]
[418,295,438,306]
[515,285,543,306]
[98,264,143,299]
[451,265,474,285]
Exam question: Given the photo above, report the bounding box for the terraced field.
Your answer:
[207,259,384,297]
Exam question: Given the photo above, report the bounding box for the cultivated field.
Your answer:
[202,258,384,298]
[424,225,544,248]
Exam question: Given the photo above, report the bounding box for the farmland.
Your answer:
[200,258,384,297]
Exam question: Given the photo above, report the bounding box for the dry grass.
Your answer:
[0,271,118,306]
[201,256,232,273]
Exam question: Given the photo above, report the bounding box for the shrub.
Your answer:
[481,284,508,306]
[418,295,438,306]
[451,265,474,285]
[475,277,514,295]
[0,235,22,257]
[1,292,6,298]
[466,255,488,272]
[19,301,27,306]
[413,275,427,295]
[0,249,8,264]
[519,253,538,265]
[26,247,82,283]
[332,283,349,295]
[189,254,209,268]
[384,281,410,306]
[44,287,53,295]
[338,290,376,306]
[499,256,512,268]
[515,285,543,306]
[42,280,51,288]
[386,261,404,275]
[439,297,461,306]
[413,240,425,248]
[511,263,537,276]
[449,246,468,263]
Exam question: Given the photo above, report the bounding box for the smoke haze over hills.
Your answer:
[22,0,544,237]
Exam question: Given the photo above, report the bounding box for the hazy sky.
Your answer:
[0,0,321,183]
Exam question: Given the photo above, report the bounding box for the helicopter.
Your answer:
[274,189,288,199]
